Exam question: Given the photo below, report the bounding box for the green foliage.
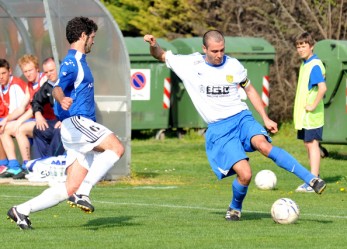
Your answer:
[1,125,347,248]
[102,0,208,37]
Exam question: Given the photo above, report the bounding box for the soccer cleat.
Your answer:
[0,168,23,178]
[7,207,32,230]
[309,178,327,194]
[12,170,28,180]
[67,194,95,213]
[225,207,241,221]
[295,183,314,193]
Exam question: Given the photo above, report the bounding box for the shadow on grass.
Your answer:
[83,216,139,230]
[300,219,333,224]
[211,211,270,220]
[323,175,347,184]
[134,172,160,179]
[326,151,347,160]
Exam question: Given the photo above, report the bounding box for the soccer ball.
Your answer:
[254,170,277,190]
[271,198,300,224]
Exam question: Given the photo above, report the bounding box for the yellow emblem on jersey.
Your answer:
[226,75,233,83]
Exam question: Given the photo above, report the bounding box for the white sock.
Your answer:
[76,150,119,196]
[16,183,68,215]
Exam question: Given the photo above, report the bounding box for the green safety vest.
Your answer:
[293,59,325,130]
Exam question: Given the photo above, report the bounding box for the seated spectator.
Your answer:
[0,58,27,176]
[31,57,65,160]
[0,54,47,178]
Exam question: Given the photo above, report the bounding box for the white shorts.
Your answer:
[61,116,113,169]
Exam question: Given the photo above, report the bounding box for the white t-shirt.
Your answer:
[165,51,249,124]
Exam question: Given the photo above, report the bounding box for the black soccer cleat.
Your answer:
[225,207,241,221]
[310,178,327,194]
[67,194,95,213]
[7,206,33,230]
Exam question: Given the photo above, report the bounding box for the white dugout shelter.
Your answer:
[0,0,131,180]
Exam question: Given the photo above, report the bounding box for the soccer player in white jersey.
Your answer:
[7,16,124,230]
[144,30,326,221]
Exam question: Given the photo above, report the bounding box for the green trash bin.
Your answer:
[314,40,347,145]
[170,37,275,129]
[125,37,177,132]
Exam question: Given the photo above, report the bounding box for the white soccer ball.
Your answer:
[271,198,300,224]
[254,170,277,190]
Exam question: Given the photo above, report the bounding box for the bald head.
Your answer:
[203,30,225,48]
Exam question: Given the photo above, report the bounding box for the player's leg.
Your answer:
[305,139,321,176]
[0,122,22,177]
[225,159,251,221]
[205,114,249,221]
[295,128,322,192]
[69,133,124,212]
[62,116,124,212]
[7,159,87,230]
[16,120,35,168]
[0,139,9,174]
[251,135,326,194]
[77,133,124,193]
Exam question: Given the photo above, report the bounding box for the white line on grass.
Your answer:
[97,200,347,220]
[2,194,346,220]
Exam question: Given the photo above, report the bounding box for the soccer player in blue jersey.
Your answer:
[7,16,124,230]
[144,30,327,221]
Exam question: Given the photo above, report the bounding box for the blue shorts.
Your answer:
[205,110,271,180]
[297,127,323,142]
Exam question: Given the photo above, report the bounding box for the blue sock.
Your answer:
[268,146,314,184]
[22,160,28,170]
[7,159,21,170]
[0,159,8,166]
[230,178,248,212]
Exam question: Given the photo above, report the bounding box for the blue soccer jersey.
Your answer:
[54,49,96,121]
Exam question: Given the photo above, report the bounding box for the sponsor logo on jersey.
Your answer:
[206,85,230,95]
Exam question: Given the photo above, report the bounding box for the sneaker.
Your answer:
[67,194,95,213]
[295,183,314,193]
[225,207,241,221]
[7,207,32,230]
[12,170,28,180]
[309,178,327,194]
[0,165,7,174]
[0,168,23,178]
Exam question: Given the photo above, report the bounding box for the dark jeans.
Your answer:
[32,119,65,159]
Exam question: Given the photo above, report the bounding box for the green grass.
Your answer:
[1,125,347,249]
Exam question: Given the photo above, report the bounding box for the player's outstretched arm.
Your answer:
[144,34,166,62]
[244,83,278,133]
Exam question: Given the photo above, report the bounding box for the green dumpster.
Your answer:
[314,40,347,145]
[170,37,275,129]
[125,37,177,132]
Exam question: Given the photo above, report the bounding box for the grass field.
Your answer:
[1,124,347,249]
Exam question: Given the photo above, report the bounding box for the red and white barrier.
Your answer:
[163,77,171,109]
[262,76,270,107]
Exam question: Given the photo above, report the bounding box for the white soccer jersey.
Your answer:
[165,51,249,124]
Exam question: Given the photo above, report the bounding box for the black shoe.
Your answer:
[67,194,95,213]
[12,170,27,180]
[0,168,23,178]
[225,207,241,221]
[7,207,32,230]
[310,178,327,194]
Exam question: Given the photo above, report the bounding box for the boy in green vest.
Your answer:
[293,32,327,192]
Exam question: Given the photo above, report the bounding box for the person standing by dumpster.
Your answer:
[144,30,327,221]
[293,32,327,193]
